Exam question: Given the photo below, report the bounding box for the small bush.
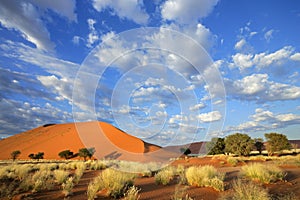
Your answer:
[54,170,69,184]
[241,163,285,184]
[32,170,54,192]
[62,177,74,197]
[124,186,140,200]
[185,165,224,191]
[155,166,176,185]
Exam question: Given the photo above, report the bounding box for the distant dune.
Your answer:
[0,121,167,161]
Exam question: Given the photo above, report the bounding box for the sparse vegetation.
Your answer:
[124,186,140,200]
[53,169,69,184]
[78,147,95,161]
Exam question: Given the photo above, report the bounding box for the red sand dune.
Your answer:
[0,121,178,162]
[0,122,165,159]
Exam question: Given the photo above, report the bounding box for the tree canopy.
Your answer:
[58,150,74,160]
[225,133,253,156]
[11,150,21,161]
[206,138,225,155]
[265,133,290,156]
[78,147,95,161]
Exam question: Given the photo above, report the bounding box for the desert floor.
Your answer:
[2,156,300,200]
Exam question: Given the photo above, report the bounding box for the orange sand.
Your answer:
[0,121,162,161]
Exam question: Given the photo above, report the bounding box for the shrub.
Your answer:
[62,177,74,197]
[54,170,69,184]
[124,186,140,200]
[241,163,285,184]
[185,165,224,191]
[265,133,291,156]
[155,166,176,185]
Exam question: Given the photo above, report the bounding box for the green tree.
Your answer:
[35,152,44,160]
[254,138,264,155]
[225,133,253,156]
[265,133,291,156]
[58,150,74,160]
[180,147,191,155]
[206,138,225,155]
[28,153,35,159]
[78,147,95,161]
[11,150,21,161]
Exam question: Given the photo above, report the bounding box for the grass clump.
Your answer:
[87,168,136,199]
[53,169,69,184]
[123,186,140,200]
[155,166,176,185]
[172,185,193,200]
[62,177,74,197]
[185,165,224,191]
[227,157,240,166]
[32,170,54,193]
[241,163,286,184]
[220,179,270,200]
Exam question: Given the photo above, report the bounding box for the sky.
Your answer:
[0,0,300,146]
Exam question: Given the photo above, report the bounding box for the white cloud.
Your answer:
[226,74,300,102]
[291,53,300,61]
[0,0,54,51]
[161,0,219,24]
[86,19,100,47]
[189,103,206,111]
[234,38,246,50]
[197,111,222,122]
[264,29,274,42]
[231,46,296,71]
[92,0,149,25]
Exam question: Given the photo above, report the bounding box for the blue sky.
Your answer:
[0,0,300,146]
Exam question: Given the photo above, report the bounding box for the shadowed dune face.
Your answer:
[0,121,164,161]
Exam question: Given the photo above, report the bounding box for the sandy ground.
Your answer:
[7,157,300,200]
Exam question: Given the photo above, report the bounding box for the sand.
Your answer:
[0,121,162,161]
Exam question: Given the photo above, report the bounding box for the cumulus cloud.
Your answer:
[226,73,300,102]
[161,0,219,24]
[197,111,222,122]
[225,108,300,134]
[231,46,297,71]
[92,0,149,25]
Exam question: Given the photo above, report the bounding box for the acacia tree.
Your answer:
[78,147,95,161]
[265,133,290,156]
[58,150,74,160]
[254,138,264,155]
[11,150,21,161]
[225,133,253,156]
[206,138,225,155]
